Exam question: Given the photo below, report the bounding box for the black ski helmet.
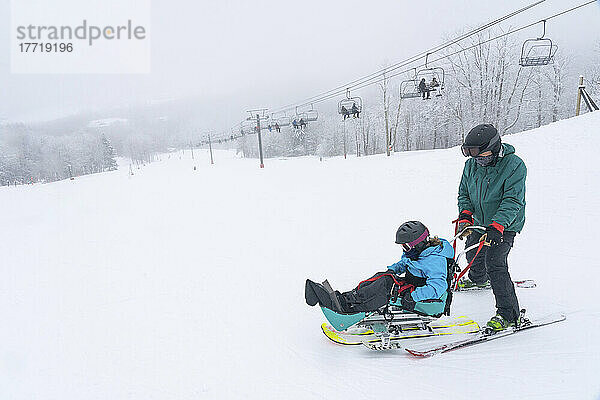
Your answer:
[395,221,429,247]
[462,124,501,157]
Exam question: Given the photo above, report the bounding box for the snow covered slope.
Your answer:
[1,112,599,400]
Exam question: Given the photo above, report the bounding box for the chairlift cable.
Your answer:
[281,0,597,107]
[214,0,595,142]
[270,0,547,114]
[217,1,551,138]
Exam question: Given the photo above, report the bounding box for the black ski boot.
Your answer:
[305,279,346,313]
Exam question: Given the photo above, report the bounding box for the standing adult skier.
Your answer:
[456,124,527,331]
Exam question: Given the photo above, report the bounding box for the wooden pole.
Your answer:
[576,75,584,116]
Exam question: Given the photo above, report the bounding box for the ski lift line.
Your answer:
[292,0,597,104]
[201,78,548,146]
[221,1,551,135]
[207,109,272,144]
[308,23,546,99]
[270,0,596,115]
[270,0,547,113]
[541,0,596,22]
[269,0,547,114]
[215,0,593,142]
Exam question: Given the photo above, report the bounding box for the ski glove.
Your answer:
[485,223,504,246]
[401,291,416,312]
[457,210,474,240]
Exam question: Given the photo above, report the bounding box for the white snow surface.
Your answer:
[1,113,600,399]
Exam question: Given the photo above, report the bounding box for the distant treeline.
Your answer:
[0,113,195,186]
[0,124,117,186]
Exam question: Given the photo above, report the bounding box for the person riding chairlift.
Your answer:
[418,78,431,100]
[341,106,350,120]
[351,103,360,118]
[431,77,442,97]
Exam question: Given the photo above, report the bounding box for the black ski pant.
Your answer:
[340,272,395,313]
[465,231,520,322]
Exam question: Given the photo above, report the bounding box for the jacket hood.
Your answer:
[419,238,454,259]
[500,143,515,157]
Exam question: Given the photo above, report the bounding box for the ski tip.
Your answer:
[405,348,432,358]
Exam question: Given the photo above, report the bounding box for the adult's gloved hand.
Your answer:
[485,223,504,246]
[457,210,474,240]
[401,290,416,312]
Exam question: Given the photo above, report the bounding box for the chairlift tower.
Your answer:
[246,108,269,168]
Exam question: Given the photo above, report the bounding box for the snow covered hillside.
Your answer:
[1,113,599,399]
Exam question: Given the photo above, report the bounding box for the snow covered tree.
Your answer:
[101,135,118,171]
[586,41,600,98]
[443,30,533,136]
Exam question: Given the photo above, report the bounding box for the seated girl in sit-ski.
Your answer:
[305,220,454,317]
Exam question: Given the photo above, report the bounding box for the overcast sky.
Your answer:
[1,0,599,130]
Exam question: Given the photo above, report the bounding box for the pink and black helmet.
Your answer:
[395,221,429,252]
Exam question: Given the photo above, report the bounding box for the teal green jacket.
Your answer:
[457,143,526,233]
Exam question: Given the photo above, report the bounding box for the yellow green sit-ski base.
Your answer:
[321,315,480,345]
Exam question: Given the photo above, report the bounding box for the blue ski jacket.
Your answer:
[386,239,453,302]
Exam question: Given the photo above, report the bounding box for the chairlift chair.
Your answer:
[303,105,319,122]
[298,112,310,123]
[417,67,444,90]
[519,20,557,67]
[240,120,256,135]
[338,89,363,118]
[272,113,291,127]
[520,40,557,67]
[416,66,445,95]
[412,54,446,97]
[400,79,421,99]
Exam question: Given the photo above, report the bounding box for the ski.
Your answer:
[454,279,536,291]
[513,279,537,288]
[404,312,566,357]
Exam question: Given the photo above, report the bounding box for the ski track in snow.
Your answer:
[1,112,599,399]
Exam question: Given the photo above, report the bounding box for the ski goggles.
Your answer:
[461,133,500,157]
[400,228,429,252]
